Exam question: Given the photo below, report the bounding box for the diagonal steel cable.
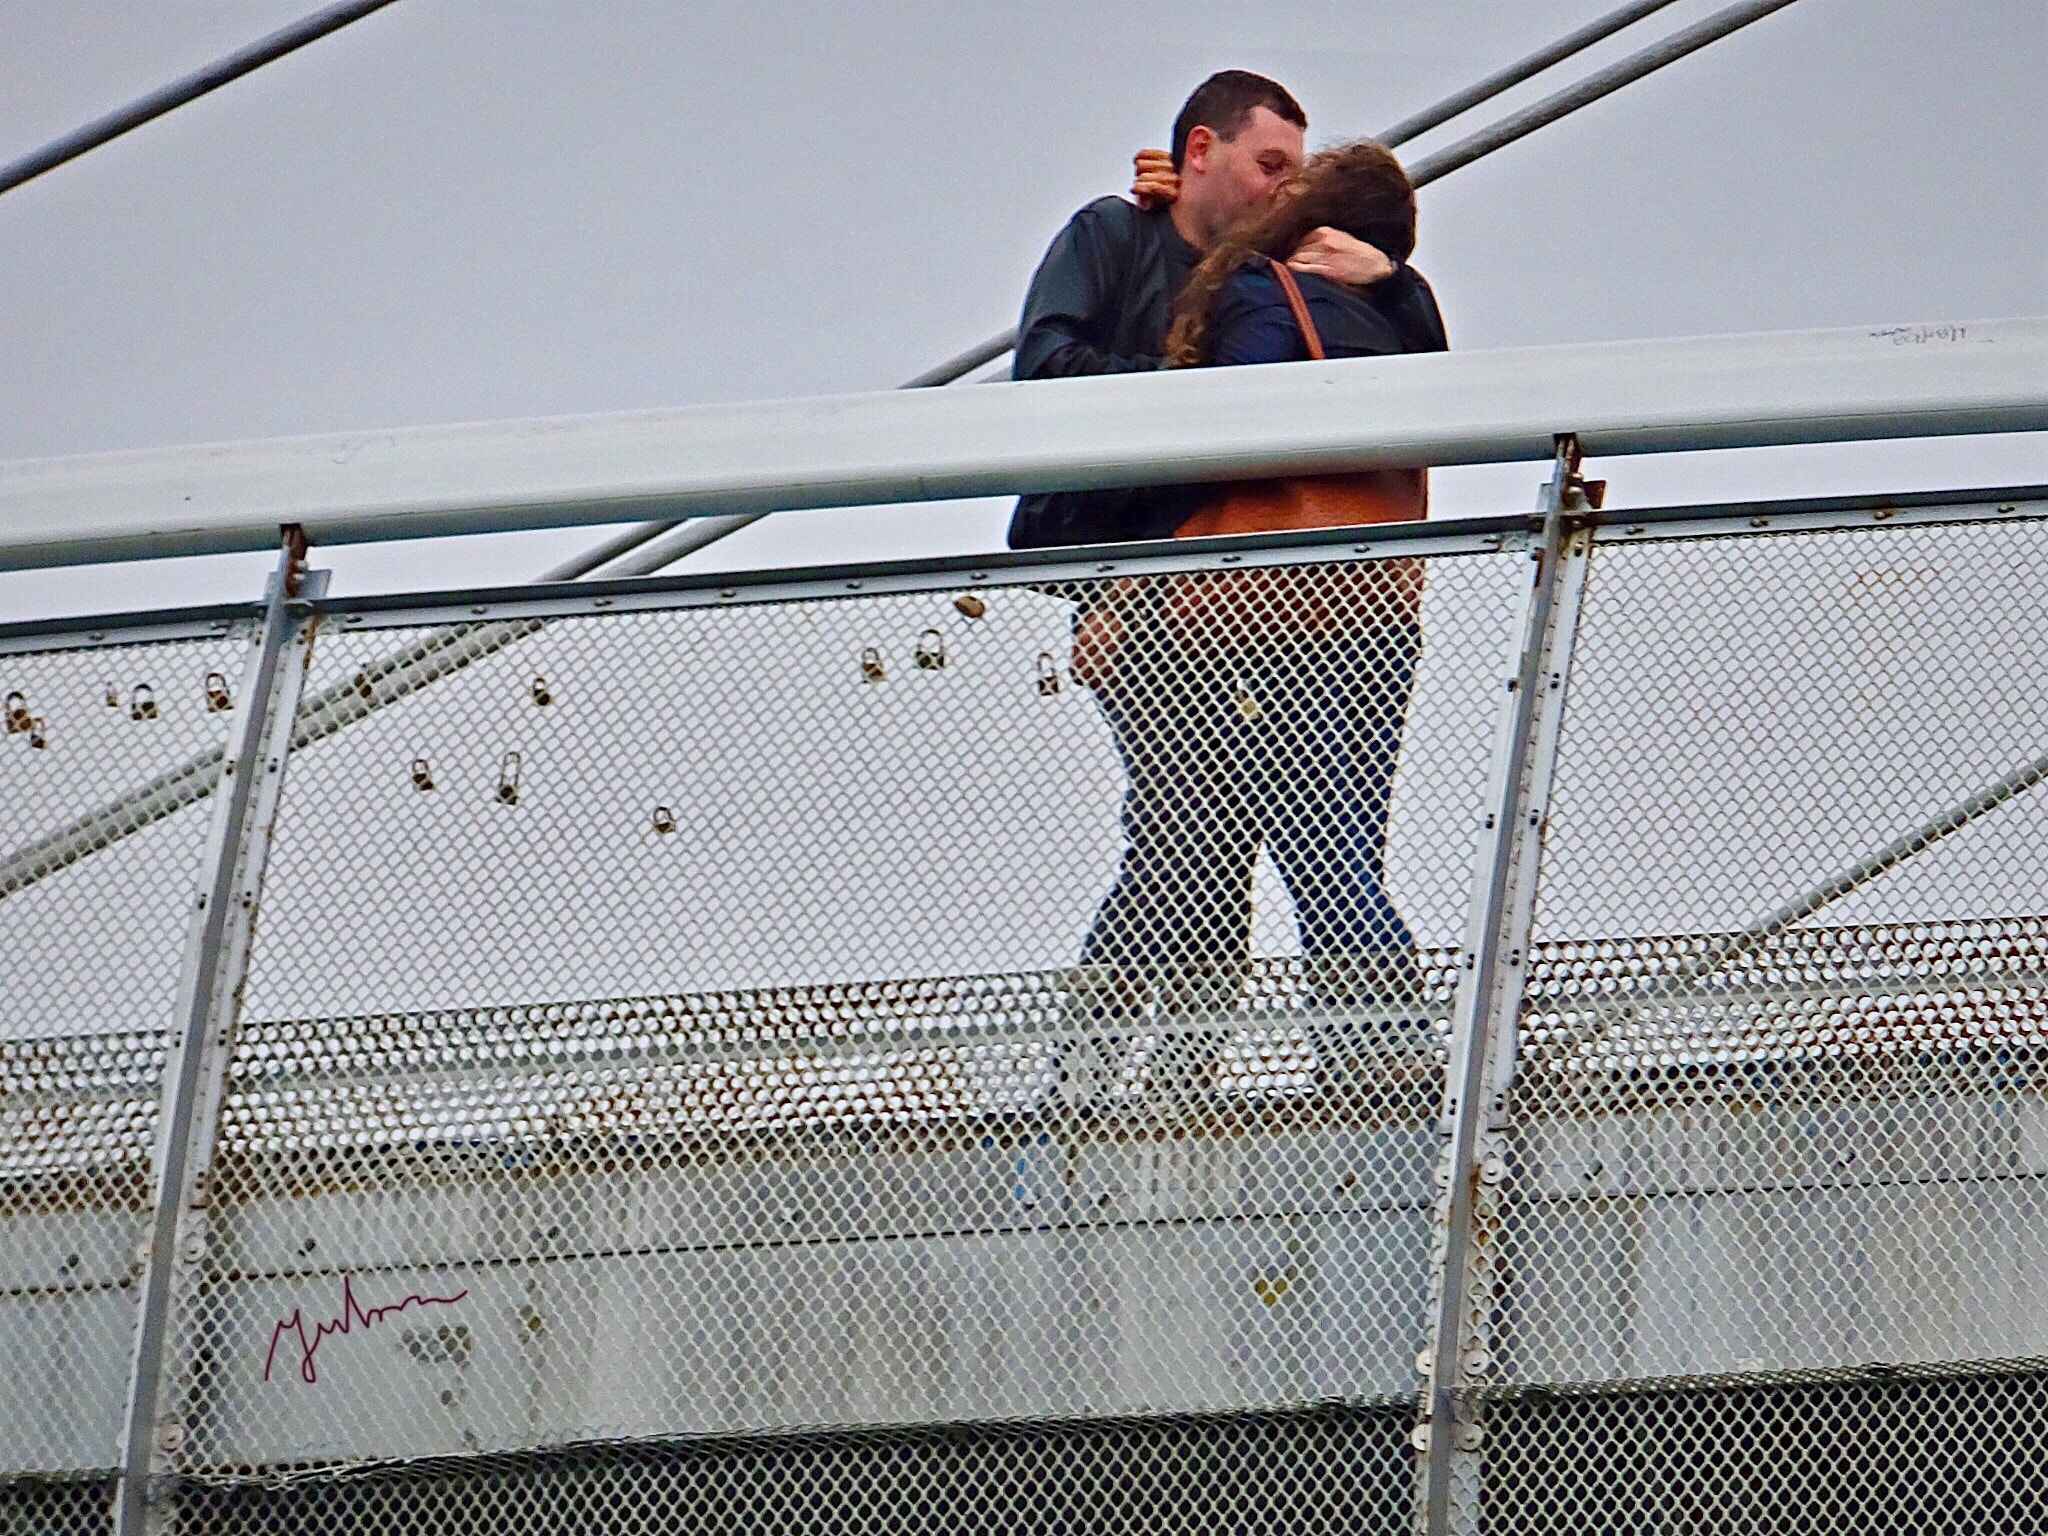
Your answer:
[1377,0,1683,148]
[0,1,403,199]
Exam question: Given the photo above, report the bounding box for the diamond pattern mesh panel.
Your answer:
[165,552,1520,1484]
[0,627,250,1494]
[1480,1367,2048,1535]
[1495,516,2048,1394]
[177,1406,1414,1535]
[0,1476,113,1536]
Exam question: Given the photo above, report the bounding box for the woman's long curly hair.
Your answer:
[1166,140,1416,368]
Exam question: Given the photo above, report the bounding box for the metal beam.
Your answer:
[0,1,402,200]
[111,537,322,1535]
[2,318,2040,572]
[1417,441,1591,1534]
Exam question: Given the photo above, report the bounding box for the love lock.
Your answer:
[203,671,233,713]
[859,646,886,683]
[531,675,553,707]
[104,682,121,709]
[129,684,159,721]
[1036,652,1061,696]
[651,805,676,835]
[410,757,436,791]
[496,751,522,805]
[3,691,30,733]
[914,629,946,670]
[27,718,47,750]
[953,593,987,620]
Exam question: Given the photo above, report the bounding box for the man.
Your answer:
[1011,72,1403,1104]
[1008,70,1393,548]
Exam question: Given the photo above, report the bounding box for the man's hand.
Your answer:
[1287,227,1396,286]
[1131,148,1178,209]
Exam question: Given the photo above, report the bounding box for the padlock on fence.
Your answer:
[129,684,158,721]
[651,805,676,835]
[410,757,435,791]
[26,717,47,750]
[496,751,522,805]
[915,629,946,670]
[531,676,553,707]
[204,672,232,713]
[3,691,28,734]
[1036,652,1061,696]
[860,647,886,683]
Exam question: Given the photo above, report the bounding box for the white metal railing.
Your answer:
[0,319,2043,572]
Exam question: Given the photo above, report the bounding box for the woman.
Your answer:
[1075,142,1442,1064]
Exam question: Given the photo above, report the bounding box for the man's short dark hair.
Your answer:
[1170,71,1307,170]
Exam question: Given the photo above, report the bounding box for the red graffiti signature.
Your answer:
[262,1274,470,1384]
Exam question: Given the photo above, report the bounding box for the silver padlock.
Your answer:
[651,805,676,835]
[1036,652,1061,696]
[531,675,553,707]
[914,628,946,670]
[859,646,886,683]
[129,683,159,721]
[203,671,233,713]
[410,757,436,791]
[496,751,522,805]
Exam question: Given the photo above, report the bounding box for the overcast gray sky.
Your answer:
[0,0,2042,620]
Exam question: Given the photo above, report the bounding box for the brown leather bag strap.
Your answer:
[1266,257,1326,361]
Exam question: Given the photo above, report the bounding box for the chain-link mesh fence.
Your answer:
[12,505,2048,1532]
[0,621,252,1531]
[151,546,1523,1523]
[1483,511,2048,1526]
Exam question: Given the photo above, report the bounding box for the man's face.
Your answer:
[1183,106,1306,243]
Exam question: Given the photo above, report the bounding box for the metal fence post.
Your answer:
[1416,440,1593,1535]
[112,533,325,1536]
